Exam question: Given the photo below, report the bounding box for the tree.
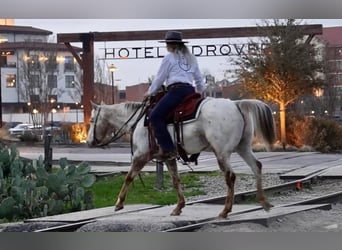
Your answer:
[92,56,112,103]
[235,19,323,148]
[19,45,65,127]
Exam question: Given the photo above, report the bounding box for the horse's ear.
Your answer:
[90,100,99,109]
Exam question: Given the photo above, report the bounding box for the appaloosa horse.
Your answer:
[86,98,276,218]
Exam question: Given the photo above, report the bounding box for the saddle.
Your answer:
[145,91,205,164]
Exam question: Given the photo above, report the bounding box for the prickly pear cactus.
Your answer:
[0,145,96,221]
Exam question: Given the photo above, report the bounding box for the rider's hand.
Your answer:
[143,91,150,99]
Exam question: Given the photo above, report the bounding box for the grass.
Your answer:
[91,172,207,208]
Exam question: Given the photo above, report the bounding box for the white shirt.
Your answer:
[147,52,205,95]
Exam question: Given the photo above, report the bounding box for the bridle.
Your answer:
[92,106,103,146]
[91,99,149,147]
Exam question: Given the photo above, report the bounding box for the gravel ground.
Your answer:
[190,173,342,232]
[186,173,286,202]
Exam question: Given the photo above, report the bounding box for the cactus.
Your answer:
[0,145,96,221]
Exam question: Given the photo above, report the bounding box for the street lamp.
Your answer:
[109,64,117,104]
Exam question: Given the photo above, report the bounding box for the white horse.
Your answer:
[86,98,276,218]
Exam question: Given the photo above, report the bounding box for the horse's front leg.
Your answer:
[115,155,149,211]
[165,159,185,216]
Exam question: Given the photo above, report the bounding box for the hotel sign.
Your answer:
[101,43,268,60]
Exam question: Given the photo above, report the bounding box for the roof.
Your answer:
[0,42,82,52]
[320,27,342,46]
[0,25,52,35]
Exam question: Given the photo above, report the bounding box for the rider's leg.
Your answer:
[149,85,194,157]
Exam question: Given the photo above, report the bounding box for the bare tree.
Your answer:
[18,45,64,127]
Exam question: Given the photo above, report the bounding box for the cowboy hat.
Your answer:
[159,31,188,43]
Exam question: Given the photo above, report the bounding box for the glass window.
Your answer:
[64,56,75,71]
[28,54,40,70]
[336,60,342,70]
[6,74,16,88]
[29,74,40,88]
[65,75,75,88]
[48,75,57,88]
[337,73,342,83]
[46,55,57,71]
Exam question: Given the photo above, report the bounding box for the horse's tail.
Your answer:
[234,99,276,149]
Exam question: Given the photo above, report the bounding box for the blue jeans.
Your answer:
[149,84,195,152]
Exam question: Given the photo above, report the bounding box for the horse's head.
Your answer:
[86,101,115,147]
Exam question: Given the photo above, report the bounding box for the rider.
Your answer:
[144,31,206,161]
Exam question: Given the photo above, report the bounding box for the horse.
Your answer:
[86,97,276,218]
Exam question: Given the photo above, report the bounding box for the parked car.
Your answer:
[9,123,34,136]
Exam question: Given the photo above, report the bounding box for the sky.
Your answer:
[13,19,342,89]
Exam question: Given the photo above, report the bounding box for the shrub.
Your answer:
[283,113,342,153]
[0,144,96,221]
[285,112,308,148]
[305,117,342,153]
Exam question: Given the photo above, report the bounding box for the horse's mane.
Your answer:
[124,102,143,113]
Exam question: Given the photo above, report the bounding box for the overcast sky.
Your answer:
[13,19,342,89]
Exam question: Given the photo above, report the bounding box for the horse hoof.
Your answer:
[262,202,273,212]
[115,205,124,211]
[218,212,228,219]
[170,210,182,216]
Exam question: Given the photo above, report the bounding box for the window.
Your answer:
[64,56,75,71]
[48,75,57,88]
[30,94,39,103]
[46,55,57,71]
[28,55,40,70]
[6,74,16,88]
[337,73,342,83]
[65,75,75,88]
[29,74,40,88]
[336,60,342,71]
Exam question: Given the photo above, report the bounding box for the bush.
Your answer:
[0,144,96,221]
[305,117,342,153]
[284,113,342,153]
[285,112,308,148]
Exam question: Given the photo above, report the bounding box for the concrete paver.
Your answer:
[11,145,342,231]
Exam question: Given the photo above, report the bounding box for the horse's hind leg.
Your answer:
[216,154,236,219]
[115,156,149,211]
[236,147,272,211]
[164,159,185,216]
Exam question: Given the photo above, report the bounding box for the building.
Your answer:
[2,21,342,125]
[319,27,342,114]
[0,22,82,125]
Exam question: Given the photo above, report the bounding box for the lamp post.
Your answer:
[27,102,31,123]
[51,108,56,128]
[32,108,38,128]
[75,102,79,123]
[109,64,117,104]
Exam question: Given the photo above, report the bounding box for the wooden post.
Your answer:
[156,161,164,190]
[80,33,94,125]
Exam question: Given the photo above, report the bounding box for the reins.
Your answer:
[93,98,149,147]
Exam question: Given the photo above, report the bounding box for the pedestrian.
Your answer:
[144,30,206,160]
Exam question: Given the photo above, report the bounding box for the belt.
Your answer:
[167,82,191,91]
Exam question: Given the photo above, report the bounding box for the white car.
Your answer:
[9,123,34,136]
